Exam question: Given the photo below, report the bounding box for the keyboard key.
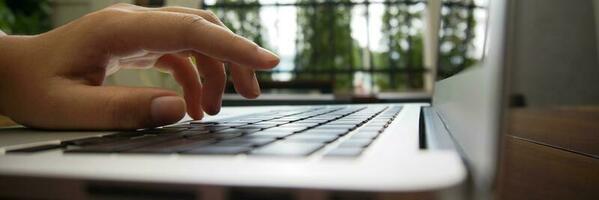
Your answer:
[251,130,297,138]
[227,119,262,123]
[184,146,251,155]
[184,132,218,140]
[237,124,276,129]
[296,119,328,124]
[251,142,324,156]
[61,136,128,146]
[126,139,216,153]
[324,147,364,157]
[211,130,244,139]
[268,119,294,123]
[253,121,286,126]
[369,122,389,127]
[218,122,250,127]
[189,120,218,125]
[214,129,244,135]
[279,123,318,129]
[66,134,182,153]
[205,125,232,131]
[285,134,339,143]
[315,124,355,130]
[303,129,349,136]
[351,131,380,139]
[180,129,210,137]
[217,137,276,147]
[239,128,262,134]
[359,126,384,132]
[338,139,373,148]
[267,126,307,133]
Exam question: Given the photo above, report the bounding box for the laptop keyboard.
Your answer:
[7,105,402,158]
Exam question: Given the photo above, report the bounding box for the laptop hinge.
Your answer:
[421,106,457,150]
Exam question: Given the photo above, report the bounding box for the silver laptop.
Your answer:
[0,0,510,199]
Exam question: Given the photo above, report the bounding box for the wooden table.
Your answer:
[496,108,599,199]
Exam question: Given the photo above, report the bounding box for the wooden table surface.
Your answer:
[496,107,599,200]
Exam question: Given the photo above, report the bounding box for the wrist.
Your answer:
[0,35,6,115]
[0,34,15,115]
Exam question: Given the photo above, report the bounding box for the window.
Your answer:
[438,0,488,79]
[130,0,488,96]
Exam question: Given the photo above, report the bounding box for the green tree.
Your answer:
[379,3,425,90]
[294,0,356,91]
[0,0,51,35]
[437,0,478,79]
[209,0,270,80]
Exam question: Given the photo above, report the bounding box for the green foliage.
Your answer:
[211,0,264,46]
[437,0,479,79]
[0,0,52,35]
[294,0,356,92]
[210,0,270,80]
[380,4,425,90]
[202,0,481,92]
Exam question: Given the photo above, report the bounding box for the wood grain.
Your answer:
[509,108,599,157]
[497,108,599,199]
[497,136,599,200]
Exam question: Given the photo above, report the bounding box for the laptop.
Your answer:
[0,0,510,199]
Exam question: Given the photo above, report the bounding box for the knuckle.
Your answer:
[84,7,129,26]
[178,14,208,43]
[202,10,220,23]
[110,3,132,8]
[180,14,206,27]
[165,6,186,10]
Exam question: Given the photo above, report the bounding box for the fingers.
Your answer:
[154,6,263,100]
[229,63,261,99]
[154,54,203,119]
[39,84,185,129]
[192,52,226,115]
[97,8,279,69]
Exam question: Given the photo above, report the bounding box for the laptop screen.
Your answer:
[431,0,504,194]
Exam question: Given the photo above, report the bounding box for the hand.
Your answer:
[0,3,279,130]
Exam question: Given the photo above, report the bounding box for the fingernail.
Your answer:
[258,47,280,66]
[151,96,185,126]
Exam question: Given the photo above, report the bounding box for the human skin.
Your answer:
[0,3,279,130]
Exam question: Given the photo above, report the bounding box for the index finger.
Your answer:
[94,9,279,69]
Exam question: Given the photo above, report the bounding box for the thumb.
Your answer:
[41,85,186,130]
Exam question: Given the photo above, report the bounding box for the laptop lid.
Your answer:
[430,0,508,194]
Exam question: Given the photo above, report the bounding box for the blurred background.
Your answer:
[0,0,489,105]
